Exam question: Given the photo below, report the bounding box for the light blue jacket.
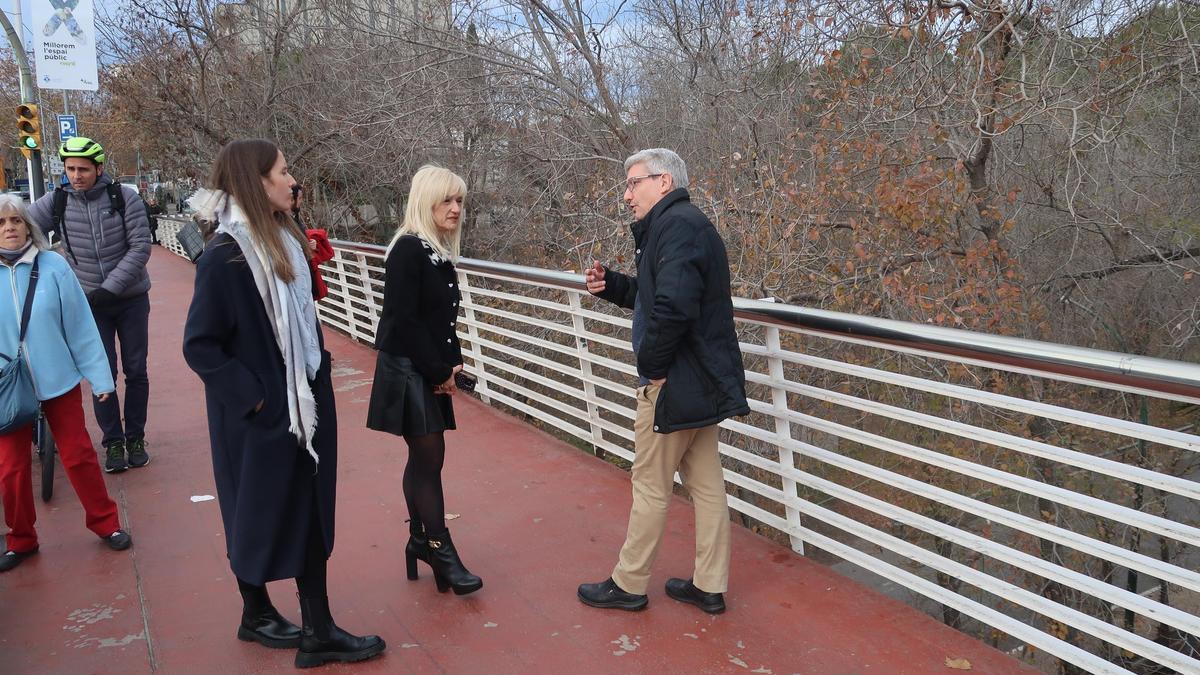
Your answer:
[1,247,114,401]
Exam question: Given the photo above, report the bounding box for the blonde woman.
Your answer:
[367,165,482,596]
[183,139,384,667]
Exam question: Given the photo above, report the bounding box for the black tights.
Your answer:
[403,432,447,536]
[237,490,329,611]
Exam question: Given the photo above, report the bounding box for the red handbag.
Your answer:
[306,229,335,300]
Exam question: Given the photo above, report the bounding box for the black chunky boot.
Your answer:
[238,607,302,648]
[235,580,301,649]
[295,595,385,669]
[405,521,429,581]
[425,529,483,596]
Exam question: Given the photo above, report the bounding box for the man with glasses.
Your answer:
[577,148,749,614]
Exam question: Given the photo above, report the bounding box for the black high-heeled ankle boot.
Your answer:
[405,522,429,581]
[425,529,483,596]
[295,595,386,669]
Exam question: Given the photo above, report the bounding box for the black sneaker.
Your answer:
[104,440,128,473]
[0,547,39,573]
[577,577,648,611]
[126,438,150,468]
[105,530,132,551]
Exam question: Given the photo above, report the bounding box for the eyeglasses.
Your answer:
[625,173,663,190]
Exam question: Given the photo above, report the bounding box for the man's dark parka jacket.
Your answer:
[596,188,749,433]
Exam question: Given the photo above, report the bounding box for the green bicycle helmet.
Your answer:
[59,136,105,163]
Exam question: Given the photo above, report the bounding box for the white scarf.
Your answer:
[190,189,321,465]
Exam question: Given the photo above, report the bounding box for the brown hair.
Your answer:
[209,139,305,281]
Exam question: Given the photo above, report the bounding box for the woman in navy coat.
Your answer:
[183,139,384,668]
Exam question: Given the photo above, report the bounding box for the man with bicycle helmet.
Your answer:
[29,136,154,473]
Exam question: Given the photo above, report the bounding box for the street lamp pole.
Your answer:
[1,7,46,199]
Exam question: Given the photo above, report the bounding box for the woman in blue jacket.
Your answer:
[0,194,131,573]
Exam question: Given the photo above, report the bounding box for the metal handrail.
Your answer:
[331,238,1200,404]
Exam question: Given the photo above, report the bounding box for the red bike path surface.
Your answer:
[0,248,1034,674]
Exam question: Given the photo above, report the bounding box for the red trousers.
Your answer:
[0,385,121,552]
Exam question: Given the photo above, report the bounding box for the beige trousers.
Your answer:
[610,383,732,595]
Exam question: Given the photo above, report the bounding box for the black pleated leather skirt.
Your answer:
[366,352,456,436]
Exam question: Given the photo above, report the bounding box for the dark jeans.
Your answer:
[92,292,151,447]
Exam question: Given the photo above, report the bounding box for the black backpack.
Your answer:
[51,183,128,264]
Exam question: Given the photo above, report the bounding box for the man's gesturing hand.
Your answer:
[584,260,606,295]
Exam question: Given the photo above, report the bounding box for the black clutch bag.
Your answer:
[455,371,477,392]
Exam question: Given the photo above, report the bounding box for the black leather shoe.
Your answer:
[665,577,725,614]
[105,530,133,551]
[0,546,39,573]
[577,577,648,611]
[237,607,302,649]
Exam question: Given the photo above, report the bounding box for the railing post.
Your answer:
[767,327,804,554]
[156,218,185,259]
[457,271,491,404]
[327,251,355,341]
[569,292,605,457]
[352,252,377,340]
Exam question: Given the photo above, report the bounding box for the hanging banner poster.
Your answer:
[33,0,99,91]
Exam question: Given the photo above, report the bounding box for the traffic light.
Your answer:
[16,104,41,158]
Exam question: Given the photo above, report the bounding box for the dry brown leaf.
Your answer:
[445,513,461,520]
[945,657,972,670]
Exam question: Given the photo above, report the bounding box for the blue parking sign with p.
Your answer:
[58,115,77,143]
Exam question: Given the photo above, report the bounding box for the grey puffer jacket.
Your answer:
[29,173,152,297]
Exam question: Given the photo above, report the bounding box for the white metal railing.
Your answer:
[157,219,1199,674]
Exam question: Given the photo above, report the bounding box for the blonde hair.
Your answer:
[0,193,49,250]
[387,165,466,262]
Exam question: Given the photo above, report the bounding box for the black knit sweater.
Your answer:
[374,234,463,385]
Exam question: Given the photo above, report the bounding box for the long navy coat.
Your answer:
[182,234,337,585]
